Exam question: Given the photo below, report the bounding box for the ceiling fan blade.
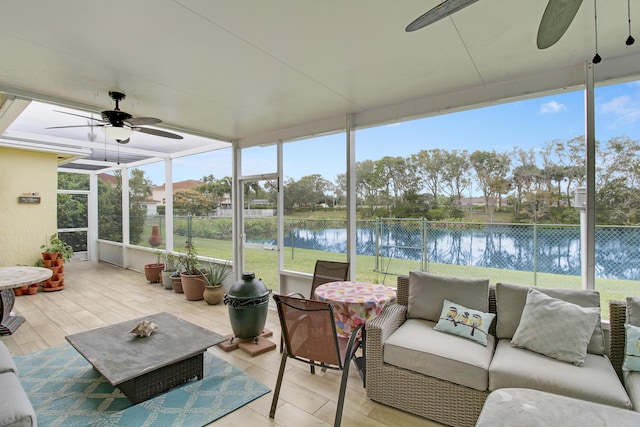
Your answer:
[53,110,105,122]
[406,0,479,32]
[46,124,105,129]
[125,117,162,126]
[134,127,183,139]
[537,0,584,49]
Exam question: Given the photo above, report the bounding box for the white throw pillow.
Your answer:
[511,289,600,366]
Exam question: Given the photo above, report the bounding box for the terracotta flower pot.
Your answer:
[180,272,206,301]
[14,285,29,296]
[203,284,224,305]
[144,263,164,283]
[42,252,60,261]
[171,275,183,293]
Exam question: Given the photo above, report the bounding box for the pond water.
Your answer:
[263,224,640,281]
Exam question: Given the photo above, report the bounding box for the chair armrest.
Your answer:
[366,304,407,370]
[609,299,627,382]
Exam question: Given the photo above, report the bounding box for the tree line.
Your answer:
[59,133,640,240]
[281,135,640,225]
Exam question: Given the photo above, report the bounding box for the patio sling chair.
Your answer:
[270,294,362,427]
[310,260,350,300]
[279,260,350,352]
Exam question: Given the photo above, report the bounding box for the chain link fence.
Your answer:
[130,215,639,314]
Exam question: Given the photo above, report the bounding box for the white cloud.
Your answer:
[600,95,640,128]
[539,100,567,114]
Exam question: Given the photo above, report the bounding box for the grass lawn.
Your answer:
[137,216,636,320]
[166,235,632,320]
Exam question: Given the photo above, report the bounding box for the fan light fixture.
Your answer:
[627,0,635,46]
[104,126,133,141]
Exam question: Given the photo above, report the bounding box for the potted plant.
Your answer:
[179,241,205,300]
[161,253,176,290]
[170,270,183,293]
[40,233,73,262]
[40,234,72,292]
[202,260,231,305]
[144,250,165,284]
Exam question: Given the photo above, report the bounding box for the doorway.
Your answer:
[239,176,279,290]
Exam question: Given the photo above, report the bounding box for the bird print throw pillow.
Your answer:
[434,299,495,346]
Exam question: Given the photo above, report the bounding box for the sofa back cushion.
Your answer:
[408,271,490,322]
[511,289,600,366]
[495,282,605,355]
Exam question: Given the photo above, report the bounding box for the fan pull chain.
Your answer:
[104,132,107,162]
[593,0,601,63]
[627,0,635,46]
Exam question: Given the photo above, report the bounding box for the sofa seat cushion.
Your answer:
[384,318,496,391]
[624,371,640,411]
[0,372,36,427]
[489,339,631,409]
[0,342,18,374]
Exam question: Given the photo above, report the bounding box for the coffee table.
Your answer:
[66,312,225,403]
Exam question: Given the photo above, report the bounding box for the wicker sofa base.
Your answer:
[118,353,203,404]
[368,362,488,426]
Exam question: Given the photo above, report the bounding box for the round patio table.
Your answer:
[0,266,52,335]
[314,281,397,338]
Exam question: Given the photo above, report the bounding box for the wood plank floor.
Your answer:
[1,261,438,426]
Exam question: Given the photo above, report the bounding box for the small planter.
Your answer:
[27,284,39,295]
[14,285,29,296]
[41,251,60,261]
[180,272,206,301]
[43,278,64,292]
[144,263,164,283]
[171,275,183,293]
[203,284,224,305]
[161,270,175,290]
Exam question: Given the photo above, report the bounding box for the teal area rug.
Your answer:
[14,344,270,426]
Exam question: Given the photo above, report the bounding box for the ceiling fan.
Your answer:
[406,0,584,50]
[47,91,183,144]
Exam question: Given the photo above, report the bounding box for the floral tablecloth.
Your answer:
[314,281,397,338]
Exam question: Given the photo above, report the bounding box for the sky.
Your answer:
[138,79,640,187]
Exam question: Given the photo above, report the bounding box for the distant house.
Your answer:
[140,197,160,216]
[98,173,118,186]
[151,180,203,205]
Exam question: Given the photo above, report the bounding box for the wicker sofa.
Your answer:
[610,297,640,411]
[0,341,36,427]
[366,272,631,427]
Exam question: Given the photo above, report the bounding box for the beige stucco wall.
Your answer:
[0,147,57,266]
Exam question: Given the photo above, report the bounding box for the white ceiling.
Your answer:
[1,0,640,172]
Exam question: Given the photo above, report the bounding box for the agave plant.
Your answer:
[202,260,231,287]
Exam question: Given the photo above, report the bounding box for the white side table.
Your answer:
[0,266,52,335]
